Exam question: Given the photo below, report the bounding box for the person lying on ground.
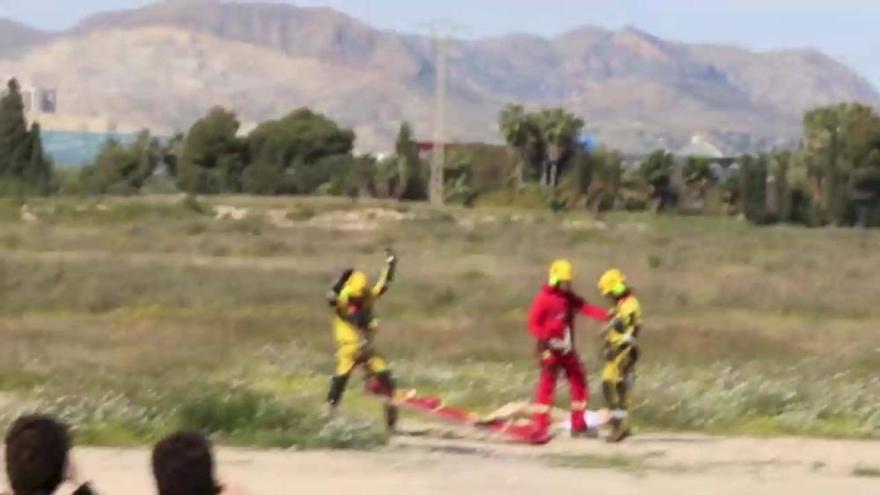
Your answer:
[3,414,96,495]
[152,431,243,495]
[477,401,610,433]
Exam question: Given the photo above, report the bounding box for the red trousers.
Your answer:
[532,351,589,434]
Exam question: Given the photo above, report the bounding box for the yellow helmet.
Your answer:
[548,259,574,286]
[345,271,370,298]
[598,269,627,297]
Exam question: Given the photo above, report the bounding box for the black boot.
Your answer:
[326,374,350,409]
[376,371,398,432]
[606,419,631,443]
[384,404,399,431]
[607,382,632,443]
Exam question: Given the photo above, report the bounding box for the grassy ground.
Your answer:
[0,195,878,448]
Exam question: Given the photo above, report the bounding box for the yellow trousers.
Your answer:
[602,345,639,423]
[335,343,389,376]
[601,345,637,384]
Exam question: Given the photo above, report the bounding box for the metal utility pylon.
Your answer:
[430,33,448,206]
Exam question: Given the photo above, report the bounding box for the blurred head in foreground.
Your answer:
[5,415,71,495]
[152,431,221,495]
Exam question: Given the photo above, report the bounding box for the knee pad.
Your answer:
[376,371,396,396]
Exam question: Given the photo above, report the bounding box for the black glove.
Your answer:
[332,268,355,294]
[352,311,373,330]
[327,268,354,306]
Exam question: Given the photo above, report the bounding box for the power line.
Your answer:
[430,32,448,206]
[418,20,469,206]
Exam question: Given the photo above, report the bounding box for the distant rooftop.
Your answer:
[675,135,725,159]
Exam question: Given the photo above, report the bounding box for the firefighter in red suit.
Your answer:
[528,259,610,444]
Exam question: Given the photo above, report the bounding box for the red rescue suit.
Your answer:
[528,284,609,440]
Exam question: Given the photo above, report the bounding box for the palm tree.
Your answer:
[499,104,539,187]
[537,108,584,188]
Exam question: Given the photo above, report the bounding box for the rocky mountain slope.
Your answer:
[1,0,877,153]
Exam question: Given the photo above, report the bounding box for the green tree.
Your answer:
[639,150,676,213]
[373,155,399,199]
[0,79,54,194]
[0,79,29,177]
[350,155,378,198]
[582,148,624,213]
[499,104,543,186]
[246,108,354,195]
[24,123,52,193]
[850,149,880,226]
[394,122,426,200]
[767,151,792,223]
[721,171,742,217]
[162,132,185,177]
[457,143,517,195]
[683,157,712,183]
[443,149,476,206]
[681,157,713,213]
[240,161,288,195]
[800,103,880,225]
[88,131,162,194]
[178,107,246,194]
[739,154,768,224]
[311,154,358,196]
[536,108,584,188]
[572,152,594,199]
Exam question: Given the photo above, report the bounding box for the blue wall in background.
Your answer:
[42,130,134,167]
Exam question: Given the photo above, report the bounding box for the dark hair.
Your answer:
[152,431,220,495]
[5,415,71,495]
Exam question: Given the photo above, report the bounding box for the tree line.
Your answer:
[4,74,879,227]
[64,105,431,200]
[494,102,880,227]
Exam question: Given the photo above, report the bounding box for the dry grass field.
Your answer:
[0,195,878,448]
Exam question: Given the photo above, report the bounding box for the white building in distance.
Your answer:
[1,80,58,115]
[20,85,58,115]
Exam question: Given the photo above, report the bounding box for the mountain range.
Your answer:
[1,0,878,154]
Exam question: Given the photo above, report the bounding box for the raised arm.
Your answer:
[371,249,397,298]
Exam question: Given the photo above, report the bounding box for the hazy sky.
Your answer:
[2,0,879,89]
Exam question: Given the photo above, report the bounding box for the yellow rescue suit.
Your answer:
[325,254,398,430]
[332,266,392,376]
[602,295,642,385]
[600,293,641,442]
[597,268,642,443]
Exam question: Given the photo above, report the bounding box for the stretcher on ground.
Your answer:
[387,389,537,443]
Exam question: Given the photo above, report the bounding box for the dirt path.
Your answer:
[41,434,880,495]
